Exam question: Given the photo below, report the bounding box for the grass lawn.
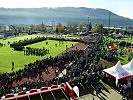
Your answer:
[117,55,129,64]
[0,35,77,73]
[103,36,132,65]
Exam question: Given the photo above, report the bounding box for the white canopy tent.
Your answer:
[122,59,133,74]
[103,61,133,86]
[103,61,132,79]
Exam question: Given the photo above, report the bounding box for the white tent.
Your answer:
[73,86,79,97]
[112,32,116,35]
[103,61,132,79]
[122,59,133,74]
[118,33,122,36]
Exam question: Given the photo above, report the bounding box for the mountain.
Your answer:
[0,7,133,26]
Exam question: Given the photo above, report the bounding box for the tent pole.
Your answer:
[39,91,43,100]
[50,89,56,100]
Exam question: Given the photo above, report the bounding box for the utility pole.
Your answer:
[85,16,90,67]
[108,12,111,67]
[87,16,90,34]
[85,39,88,67]
[52,20,55,32]
[108,12,111,31]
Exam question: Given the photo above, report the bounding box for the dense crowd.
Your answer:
[101,73,133,99]
[10,37,47,47]
[0,34,108,99]
[0,49,84,97]
[117,78,133,99]
[0,35,106,98]
[2,34,131,99]
[24,47,49,56]
[0,43,5,47]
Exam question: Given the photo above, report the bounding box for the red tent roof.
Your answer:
[109,45,117,50]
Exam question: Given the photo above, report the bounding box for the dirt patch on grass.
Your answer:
[99,58,117,68]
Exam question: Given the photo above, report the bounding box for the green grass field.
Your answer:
[0,35,77,73]
[104,36,131,65]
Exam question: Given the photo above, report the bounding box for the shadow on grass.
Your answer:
[79,80,111,99]
[98,81,110,94]
[97,94,107,100]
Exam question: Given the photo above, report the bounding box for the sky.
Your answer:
[0,0,133,19]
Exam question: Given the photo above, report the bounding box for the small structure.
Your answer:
[109,45,117,50]
[103,61,131,79]
[0,34,4,39]
[103,60,133,86]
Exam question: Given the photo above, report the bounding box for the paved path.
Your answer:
[79,89,122,100]
[58,69,67,77]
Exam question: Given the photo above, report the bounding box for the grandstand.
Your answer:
[1,82,77,100]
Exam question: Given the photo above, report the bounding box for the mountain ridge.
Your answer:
[0,7,133,26]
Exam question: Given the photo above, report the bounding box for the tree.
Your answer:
[29,25,36,33]
[58,23,65,33]
[92,23,103,34]
[78,22,86,32]
[103,28,108,34]
[78,23,84,32]
[66,22,78,34]
[56,26,59,34]
[89,22,92,32]
[39,22,47,33]
[115,29,119,34]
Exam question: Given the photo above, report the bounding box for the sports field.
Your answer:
[0,35,77,73]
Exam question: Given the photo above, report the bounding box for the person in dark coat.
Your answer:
[12,61,14,71]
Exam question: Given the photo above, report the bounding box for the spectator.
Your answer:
[12,61,14,71]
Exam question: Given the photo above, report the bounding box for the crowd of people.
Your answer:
[24,47,49,56]
[101,72,133,100]
[0,35,93,98]
[0,49,84,97]
[10,37,46,47]
[0,43,5,47]
[117,78,133,99]
[1,34,133,99]
[0,33,106,99]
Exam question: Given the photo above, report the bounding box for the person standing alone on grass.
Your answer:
[12,61,14,71]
